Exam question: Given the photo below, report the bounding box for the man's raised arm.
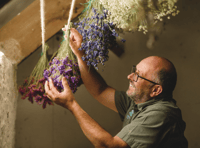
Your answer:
[63,27,118,112]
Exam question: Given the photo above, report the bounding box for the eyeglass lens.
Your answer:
[131,66,136,73]
[131,66,138,82]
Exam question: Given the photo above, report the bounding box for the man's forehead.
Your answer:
[135,64,145,75]
[136,61,154,76]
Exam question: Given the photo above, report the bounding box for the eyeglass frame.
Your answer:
[131,65,159,85]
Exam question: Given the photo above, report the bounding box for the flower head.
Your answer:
[74,8,125,70]
[43,56,82,93]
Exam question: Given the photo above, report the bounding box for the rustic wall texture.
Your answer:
[0,52,17,148]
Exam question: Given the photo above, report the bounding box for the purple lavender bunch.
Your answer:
[43,56,82,93]
[74,8,126,70]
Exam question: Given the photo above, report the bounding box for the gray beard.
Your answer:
[127,90,146,103]
[126,82,148,103]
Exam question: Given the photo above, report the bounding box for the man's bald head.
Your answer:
[140,56,177,97]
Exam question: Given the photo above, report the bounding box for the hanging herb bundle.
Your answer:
[43,56,81,93]
[28,44,49,85]
[99,0,146,32]
[99,0,180,33]
[73,0,126,70]
[18,44,54,109]
[18,77,53,109]
[150,0,180,23]
[43,24,82,93]
[18,0,81,108]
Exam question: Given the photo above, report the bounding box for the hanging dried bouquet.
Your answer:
[19,25,82,109]
[73,0,126,70]
[43,25,82,94]
[99,0,180,33]
[18,44,54,109]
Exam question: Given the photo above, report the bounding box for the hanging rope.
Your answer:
[66,0,76,30]
[40,0,45,53]
[56,0,76,58]
[26,0,49,85]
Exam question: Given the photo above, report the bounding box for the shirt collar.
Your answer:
[135,97,176,111]
[136,98,163,111]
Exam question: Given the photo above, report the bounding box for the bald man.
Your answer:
[45,28,188,148]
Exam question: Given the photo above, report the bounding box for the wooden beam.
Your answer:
[0,0,85,64]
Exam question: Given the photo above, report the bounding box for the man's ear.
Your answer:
[150,85,163,98]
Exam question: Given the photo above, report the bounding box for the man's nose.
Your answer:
[127,73,134,80]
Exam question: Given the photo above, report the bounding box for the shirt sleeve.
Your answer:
[116,110,171,148]
[115,91,132,122]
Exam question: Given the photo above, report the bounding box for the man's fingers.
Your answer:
[45,80,50,92]
[44,78,60,101]
[70,28,80,36]
[62,25,68,31]
[62,28,66,31]
[69,37,75,50]
[70,28,83,43]
[49,78,58,92]
[47,95,52,100]
[45,81,54,101]
[62,77,71,92]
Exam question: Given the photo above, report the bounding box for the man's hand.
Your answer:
[44,77,75,110]
[62,26,84,58]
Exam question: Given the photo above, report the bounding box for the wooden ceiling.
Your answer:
[0,0,85,64]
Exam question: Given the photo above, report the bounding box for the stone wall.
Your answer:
[0,52,18,148]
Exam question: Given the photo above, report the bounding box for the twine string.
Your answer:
[66,0,76,30]
[40,0,45,53]
[40,0,76,53]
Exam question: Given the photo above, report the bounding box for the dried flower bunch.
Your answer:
[43,26,82,93]
[99,0,179,33]
[18,26,82,109]
[18,43,54,109]
[18,78,53,109]
[152,0,180,22]
[43,56,82,93]
[74,6,126,70]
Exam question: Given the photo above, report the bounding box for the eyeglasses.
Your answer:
[131,65,159,85]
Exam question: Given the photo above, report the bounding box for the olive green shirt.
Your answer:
[115,91,188,148]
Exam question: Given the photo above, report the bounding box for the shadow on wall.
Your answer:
[0,0,11,9]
